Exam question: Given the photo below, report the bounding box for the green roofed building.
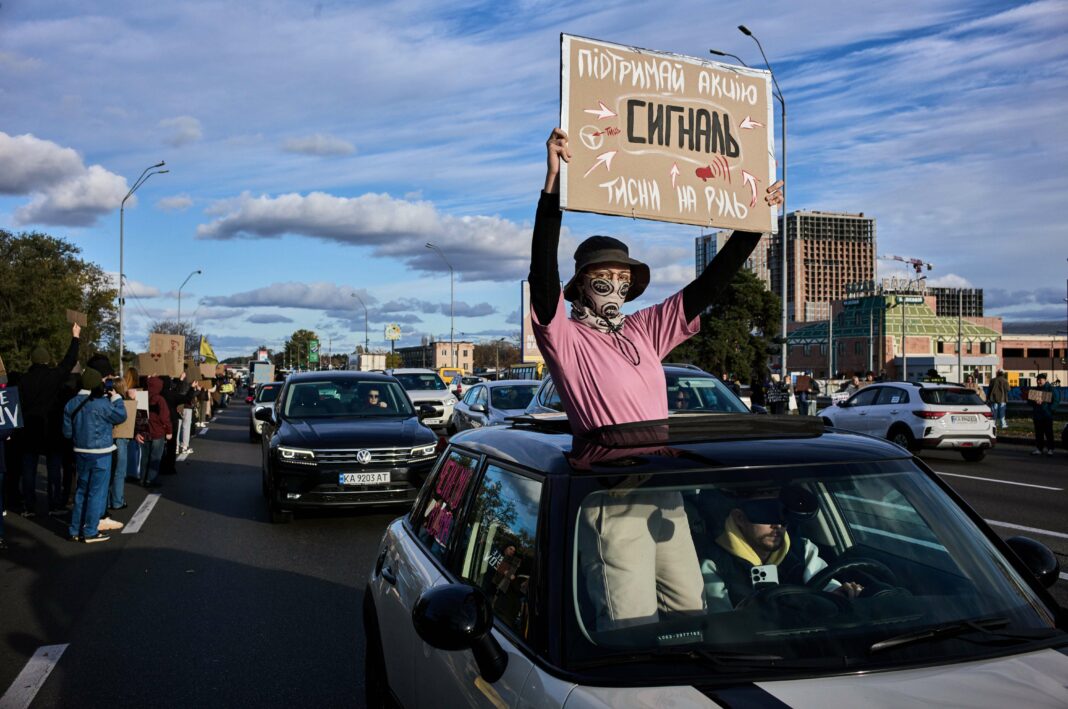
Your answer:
[782,293,1002,383]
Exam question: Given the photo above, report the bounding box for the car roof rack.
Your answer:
[508,412,574,434]
[508,412,824,445]
[662,362,704,371]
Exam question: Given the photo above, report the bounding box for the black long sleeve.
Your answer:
[681,231,762,321]
[528,191,562,325]
[58,336,80,374]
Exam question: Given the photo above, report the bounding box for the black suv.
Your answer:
[255,371,438,523]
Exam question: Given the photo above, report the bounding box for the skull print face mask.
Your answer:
[571,270,629,333]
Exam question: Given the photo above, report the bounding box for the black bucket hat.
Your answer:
[562,235,650,303]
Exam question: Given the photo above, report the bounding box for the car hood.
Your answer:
[403,389,455,403]
[277,415,435,448]
[563,648,1068,708]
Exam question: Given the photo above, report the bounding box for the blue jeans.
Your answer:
[140,438,165,484]
[111,440,130,508]
[990,402,1007,428]
[69,453,111,538]
[125,438,141,480]
[22,451,63,511]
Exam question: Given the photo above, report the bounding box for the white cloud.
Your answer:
[156,194,193,211]
[14,165,129,226]
[0,132,84,193]
[925,273,973,289]
[282,133,355,156]
[246,313,294,324]
[195,191,534,281]
[159,115,203,147]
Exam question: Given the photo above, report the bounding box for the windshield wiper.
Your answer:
[869,616,1058,654]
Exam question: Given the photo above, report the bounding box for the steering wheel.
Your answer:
[736,583,850,616]
[806,557,898,593]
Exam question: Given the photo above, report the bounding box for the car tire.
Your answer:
[267,486,292,524]
[960,449,986,462]
[362,590,395,708]
[888,425,916,451]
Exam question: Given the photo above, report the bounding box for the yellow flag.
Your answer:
[200,336,218,364]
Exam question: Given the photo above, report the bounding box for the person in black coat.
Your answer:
[159,372,193,475]
[18,323,80,515]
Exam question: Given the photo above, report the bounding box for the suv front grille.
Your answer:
[313,447,410,465]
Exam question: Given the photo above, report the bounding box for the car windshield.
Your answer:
[282,379,413,418]
[394,373,447,391]
[490,384,538,410]
[256,385,280,403]
[568,459,1058,674]
[920,387,986,406]
[667,374,749,414]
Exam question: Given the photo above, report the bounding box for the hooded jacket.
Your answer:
[17,336,80,452]
[146,376,173,440]
[63,390,127,454]
[988,374,1010,404]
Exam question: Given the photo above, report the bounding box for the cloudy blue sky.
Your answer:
[1,0,1065,358]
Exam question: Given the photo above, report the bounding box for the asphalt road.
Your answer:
[1,404,1065,707]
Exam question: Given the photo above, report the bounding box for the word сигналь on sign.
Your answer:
[560,34,777,233]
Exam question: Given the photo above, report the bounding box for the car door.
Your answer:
[416,459,543,708]
[870,386,910,439]
[469,386,489,428]
[835,386,881,435]
[375,449,483,708]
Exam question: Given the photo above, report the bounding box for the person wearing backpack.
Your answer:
[63,368,127,543]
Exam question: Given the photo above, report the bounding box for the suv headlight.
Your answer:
[278,446,316,464]
[410,443,437,460]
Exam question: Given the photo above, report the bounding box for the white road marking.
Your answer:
[0,644,68,709]
[985,519,1068,541]
[935,471,1062,491]
[122,493,161,535]
[1061,572,1068,582]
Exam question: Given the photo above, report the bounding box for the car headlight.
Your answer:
[445,396,457,405]
[278,446,316,464]
[410,444,437,460]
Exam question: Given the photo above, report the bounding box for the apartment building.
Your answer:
[694,229,771,289]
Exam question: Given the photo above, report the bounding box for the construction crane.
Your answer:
[879,254,934,275]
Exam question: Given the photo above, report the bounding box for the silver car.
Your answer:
[365,415,1067,707]
[451,380,539,434]
[248,381,282,441]
[387,368,458,431]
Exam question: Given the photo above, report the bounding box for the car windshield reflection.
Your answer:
[282,379,414,418]
[570,459,1056,668]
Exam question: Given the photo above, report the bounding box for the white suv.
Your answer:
[386,368,457,431]
[820,382,995,461]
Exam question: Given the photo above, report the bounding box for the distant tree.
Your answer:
[145,319,202,358]
[667,269,781,383]
[280,328,319,369]
[0,230,117,371]
[473,339,520,370]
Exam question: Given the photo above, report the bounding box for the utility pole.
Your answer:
[957,289,963,382]
[828,307,834,380]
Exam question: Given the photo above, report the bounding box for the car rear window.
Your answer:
[491,385,538,410]
[257,385,280,402]
[919,388,985,406]
[394,373,447,391]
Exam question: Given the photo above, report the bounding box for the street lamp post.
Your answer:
[351,293,369,353]
[425,243,455,369]
[737,26,788,376]
[118,161,168,364]
[177,269,202,327]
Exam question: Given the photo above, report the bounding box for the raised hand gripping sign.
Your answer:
[561,34,777,232]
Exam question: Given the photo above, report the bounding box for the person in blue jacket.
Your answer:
[63,368,127,543]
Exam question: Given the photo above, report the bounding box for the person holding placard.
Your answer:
[1029,373,1058,456]
[531,128,782,630]
[63,368,127,543]
[19,322,80,517]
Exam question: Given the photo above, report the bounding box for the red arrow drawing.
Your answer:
[670,162,680,189]
[583,150,617,178]
[739,115,764,130]
[742,170,759,207]
[584,101,617,120]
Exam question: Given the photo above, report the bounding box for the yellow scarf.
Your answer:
[716,516,791,567]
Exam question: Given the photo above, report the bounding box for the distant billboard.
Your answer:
[520,281,544,364]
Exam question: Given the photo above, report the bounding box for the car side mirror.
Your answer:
[254,407,274,423]
[838,401,851,408]
[470,403,487,414]
[246,395,255,404]
[418,404,437,421]
[412,584,508,683]
[1005,536,1060,588]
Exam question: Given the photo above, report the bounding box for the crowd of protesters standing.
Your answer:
[1,327,236,548]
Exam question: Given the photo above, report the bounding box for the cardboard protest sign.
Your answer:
[561,34,776,232]
[200,362,218,379]
[1027,388,1053,404]
[149,332,185,365]
[0,353,6,378]
[112,399,137,439]
[65,309,88,328]
[137,350,182,378]
[0,386,23,431]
